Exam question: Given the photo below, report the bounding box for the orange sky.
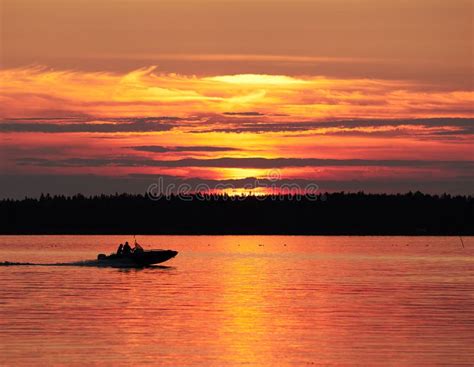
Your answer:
[0,0,473,197]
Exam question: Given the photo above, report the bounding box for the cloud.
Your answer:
[0,145,68,155]
[16,156,474,170]
[129,145,239,153]
[0,117,176,133]
[3,112,472,138]
[91,53,380,65]
[193,117,474,136]
[319,118,474,137]
[223,112,265,116]
[205,74,309,85]
[1,66,473,197]
[2,116,472,136]
[1,67,472,122]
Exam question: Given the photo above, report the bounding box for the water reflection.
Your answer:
[116,265,175,273]
[0,236,473,366]
[216,257,272,365]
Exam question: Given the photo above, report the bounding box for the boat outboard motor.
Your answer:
[97,254,107,260]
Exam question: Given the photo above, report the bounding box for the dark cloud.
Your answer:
[129,145,239,153]
[223,112,265,116]
[0,117,179,133]
[0,145,67,155]
[16,156,474,170]
[9,116,87,121]
[199,118,474,135]
[1,116,472,136]
[325,118,474,129]
[99,116,182,122]
[201,122,319,133]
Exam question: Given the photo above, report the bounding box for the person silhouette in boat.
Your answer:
[122,241,132,255]
[116,243,123,255]
[133,241,144,253]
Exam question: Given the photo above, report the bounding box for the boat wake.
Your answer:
[0,260,172,269]
[1,249,178,268]
[1,260,99,266]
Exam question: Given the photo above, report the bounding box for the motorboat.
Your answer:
[97,249,178,267]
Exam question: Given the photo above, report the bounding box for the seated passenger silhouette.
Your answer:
[116,243,123,255]
[122,242,132,255]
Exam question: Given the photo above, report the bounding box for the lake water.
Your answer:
[0,236,473,366]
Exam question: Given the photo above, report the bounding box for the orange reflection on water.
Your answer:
[217,256,271,365]
[0,235,473,366]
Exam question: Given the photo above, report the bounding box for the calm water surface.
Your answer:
[0,236,473,366]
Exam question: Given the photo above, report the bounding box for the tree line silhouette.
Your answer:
[0,192,472,235]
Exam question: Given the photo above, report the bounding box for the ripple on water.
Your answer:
[0,235,473,366]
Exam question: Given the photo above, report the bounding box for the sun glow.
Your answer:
[206,74,309,85]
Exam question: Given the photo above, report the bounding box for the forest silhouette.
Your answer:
[1,192,472,235]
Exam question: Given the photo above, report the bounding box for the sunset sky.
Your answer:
[1,0,473,197]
